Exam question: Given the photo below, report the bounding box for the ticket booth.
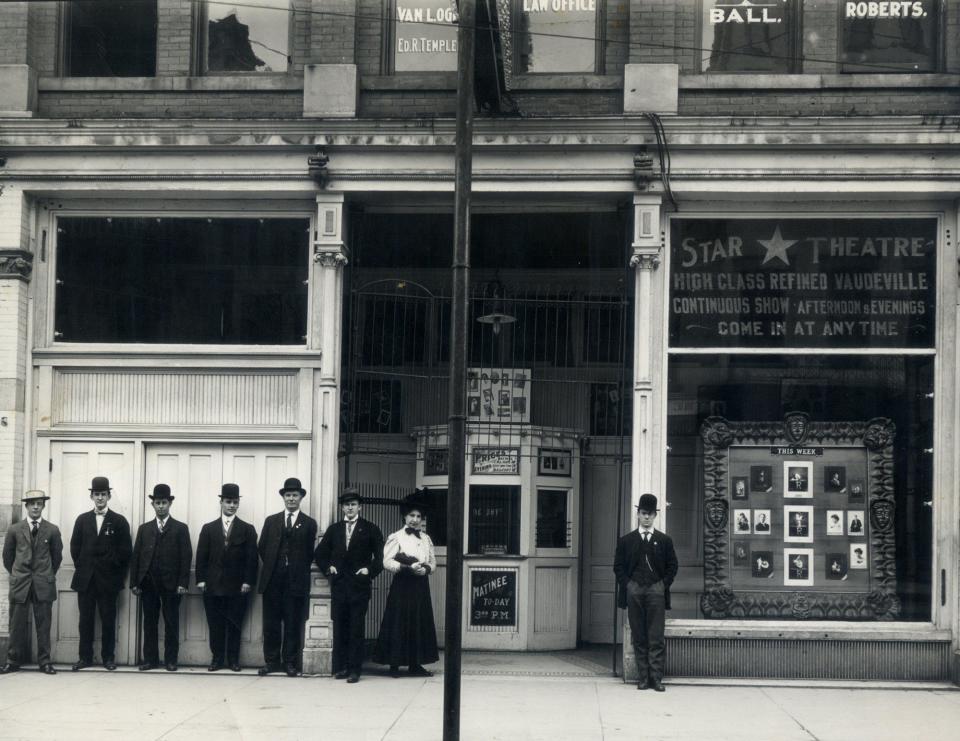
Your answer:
[415,378,581,650]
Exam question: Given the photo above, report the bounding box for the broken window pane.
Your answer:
[700,0,797,73]
[840,0,939,72]
[205,0,291,73]
[66,0,157,77]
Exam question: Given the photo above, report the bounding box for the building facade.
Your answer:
[0,0,958,681]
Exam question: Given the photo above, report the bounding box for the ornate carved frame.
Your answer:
[699,413,899,620]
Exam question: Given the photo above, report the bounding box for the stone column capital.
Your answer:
[0,249,33,281]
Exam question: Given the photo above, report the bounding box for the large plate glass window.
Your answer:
[64,0,157,77]
[512,0,600,74]
[699,0,798,73]
[666,217,937,622]
[839,0,940,72]
[200,0,291,73]
[54,216,309,344]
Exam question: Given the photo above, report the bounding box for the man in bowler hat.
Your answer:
[196,483,259,671]
[257,477,318,677]
[129,484,192,671]
[315,487,384,683]
[1,490,63,674]
[69,476,132,671]
[613,493,678,691]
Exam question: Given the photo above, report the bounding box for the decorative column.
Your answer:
[623,193,663,681]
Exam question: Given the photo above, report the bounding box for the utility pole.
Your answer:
[444,1,475,740]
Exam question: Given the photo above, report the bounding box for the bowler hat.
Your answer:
[338,486,362,504]
[22,489,51,502]
[220,483,241,499]
[149,483,174,501]
[635,493,659,512]
[89,476,112,492]
[279,477,306,496]
[399,489,429,516]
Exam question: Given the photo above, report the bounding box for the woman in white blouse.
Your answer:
[373,491,439,677]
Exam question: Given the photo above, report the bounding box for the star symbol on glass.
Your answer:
[758,225,798,266]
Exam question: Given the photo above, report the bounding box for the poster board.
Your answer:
[467,368,531,423]
[700,412,898,620]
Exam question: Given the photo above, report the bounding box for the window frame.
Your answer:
[59,0,159,77]
[509,0,605,76]
[836,0,944,74]
[194,0,294,76]
[696,0,802,75]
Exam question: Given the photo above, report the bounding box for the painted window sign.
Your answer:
[700,0,797,73]
[840,0,940,72]
[395,0,459,71]
[518,0,598,73]
[669,218,937,349]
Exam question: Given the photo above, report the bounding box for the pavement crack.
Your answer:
[380,679,430,741]
[594,681,606,741]
[760,688,821,741]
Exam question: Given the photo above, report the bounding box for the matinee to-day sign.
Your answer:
[470,569,517,627]
[669,219,936,348]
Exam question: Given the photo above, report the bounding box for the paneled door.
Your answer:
[45,442,137,664]
[143,444,298,667]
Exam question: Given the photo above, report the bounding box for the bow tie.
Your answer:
[404,527,421,538]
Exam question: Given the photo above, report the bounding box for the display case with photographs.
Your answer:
[701,412,898,620]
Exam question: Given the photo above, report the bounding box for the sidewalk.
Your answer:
[0,658,956,741]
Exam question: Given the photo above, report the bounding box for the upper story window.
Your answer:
[64,0,157,76]
[700,0,799,73]
[392,0,459,72]
[54,217,309,345]
[839,0,940,72]
[514,0,600,73]
[200,0,291,73]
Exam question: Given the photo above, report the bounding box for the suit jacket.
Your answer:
[314,517,384,602]
[70,509,132,594]
[257,510,318,597]
[3,519,63,604]
[613,528,679,610]
[196,517,259,596]
[129,517,193,593]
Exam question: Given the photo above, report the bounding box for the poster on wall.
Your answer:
[467,368,531,424]
[669,218,936,349]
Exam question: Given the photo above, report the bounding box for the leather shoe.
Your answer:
[636,680,649,690]
[389,666,400,678]
[346,672,360,683]
[72,660,93,672]
[408,665,433,677]
[285,663,299,677]
[0,664,19,674]
[229,663,241,672]
[104,660,117,671]
[650,679,665,692]
[208,661,224,672]
[138,662,160,671]
[334,669,350,680]
[165,663,178,672]
[258,664,280,676]
[40,664,57,675]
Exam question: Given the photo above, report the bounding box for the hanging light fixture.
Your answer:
[476,278,516,335]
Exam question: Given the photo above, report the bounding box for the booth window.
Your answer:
[390,0,459,72]
[200,0,291,73]
[839,0,940,72]
[468,485,521,555]
[514,0,601,73]
[64,0,157,77]
[54,216,309,344]
[700,0,799,73]
[536,489,569,548]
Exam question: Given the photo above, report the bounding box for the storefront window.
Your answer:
[65,0,157,77]
[700,0,798,73]
[666,217,937,622]
[468,485,521,555]
[54,216,309,344]
[514,0,599,73]
[840,0,940,72]
[202,0,290,73]
[393,0,459,71]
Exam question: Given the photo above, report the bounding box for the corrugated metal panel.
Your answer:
[666,638,951,680]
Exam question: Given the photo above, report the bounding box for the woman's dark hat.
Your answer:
[149,483,174,501]
[338,486,362,504]
[399,489,429,516]
[635,493,659,512]
[89,476,112,493]
[279,477,306,496]
[220,483,240,499]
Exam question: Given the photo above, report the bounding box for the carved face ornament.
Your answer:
[784,412,810,445]
[705,498,728,530]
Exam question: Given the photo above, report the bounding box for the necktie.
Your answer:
[286,513,293,532]
[158,519,166,535]
[31,521,39,539]
[404,527,421,538]
[643,532,650,543]
[346,520,355,546]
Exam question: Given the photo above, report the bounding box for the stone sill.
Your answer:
[681,73,960,90]
[362,73,621,92]
[38,75,303,93]
[32,346,323,366]
[666,620,952,642]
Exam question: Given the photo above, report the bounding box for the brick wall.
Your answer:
[157,0,193,75]
[39,91,305,119]
[310,0,356,65]
[0,1,28,65]
[356,0,386,76]
[680,89,960,116]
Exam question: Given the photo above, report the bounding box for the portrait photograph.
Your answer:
[467,395,481,417]
[848,479,865,503]
[734,509,752,534]
[826,509,844,536]
[847,510,865,536]
[826,552,849,581]
[850,543,868,570]
[752,509,772,535]
[499,389,511,407]
[731,476,749,501]
[733,540,750,566]
[751,550,774,579]
[784,548,814,586]
[783,505,813,543]
[824,465,846,493]
[750,465,773,493]
[468,373,479,391]
[783,461,813,497]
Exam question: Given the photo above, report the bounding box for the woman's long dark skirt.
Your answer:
[373,571,439,668]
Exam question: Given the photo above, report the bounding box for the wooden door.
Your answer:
[45,442,137,664]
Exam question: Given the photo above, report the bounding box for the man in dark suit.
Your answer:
[315,487,384,683]
[69,476,132,671]
[129,484,192,671]
[1,490,63,674]
[613,493,678,692]
[196,483,259,672]
[257,477,318,677]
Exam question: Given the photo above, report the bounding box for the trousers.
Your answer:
[140,579,181,665]
[626,579,666,682]
[77,584,120,663]
[7,588,53,666]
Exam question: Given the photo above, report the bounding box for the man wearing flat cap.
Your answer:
[69,476,132,671]
[257,477,318,677]
[1,490,63,674]
[613,493,678,692]
[129,484,192,671]
[315,486,384,683]
[196,483,259,672]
